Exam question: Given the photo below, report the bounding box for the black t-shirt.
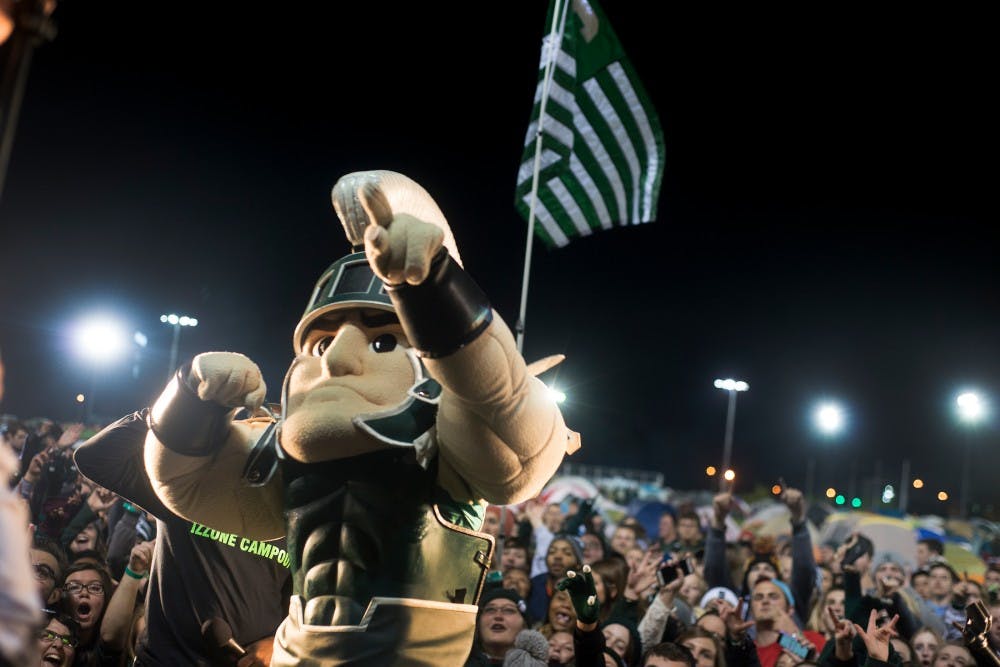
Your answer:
[75,411,290,666]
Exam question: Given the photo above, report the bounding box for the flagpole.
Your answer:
[515,0,569,354]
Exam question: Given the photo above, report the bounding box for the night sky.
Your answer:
[0,3,995,515]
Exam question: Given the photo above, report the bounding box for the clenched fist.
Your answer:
[187,352,266,411]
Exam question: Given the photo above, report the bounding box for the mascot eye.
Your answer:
[370,334,397,353]
[313,336,334,356]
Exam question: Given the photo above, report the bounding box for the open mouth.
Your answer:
[75,602,92,623]
[555,612,572,625]
[490,623,507,632]
[42,648,62,665]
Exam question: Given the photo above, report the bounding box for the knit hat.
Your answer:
[502,629,549,667]
[479,587,529,625]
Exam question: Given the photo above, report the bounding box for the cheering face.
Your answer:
[659,514,677,541]
[548,630,574,665]
[933,645,972,667]
[477,599,524,653]
[30,548,61,605]
[610,527,636,556]
[64,569,106,631]
[69,523,98,555]
[546,539,579,579]
[682,637,718,667]
[282,310,415,462]
[581,533,605,565]
[547,590,577,632]
[602,623,630,661]
[750,580,787,622]
[912,630,940,667]
[928,567,954,599]
[823,589,846,632]
[38,618,76,667]
[500,547,528,572]
[502,569,531,600]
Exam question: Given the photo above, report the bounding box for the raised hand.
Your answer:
[626,547,663,600]
[332,171,451,286]
[23,449,50,483]
[128,540,155,576]
[87,487,117,514]
[853,609,899,662]
[721,599,755,640]
[556,564,599,625]
[782,487,805,524]
[188,352,266,410]
[713,492,732,529]
[57,423,85,448]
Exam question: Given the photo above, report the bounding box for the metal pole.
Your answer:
[719,389,737,492]
[899,459,910,514]
[960,431,972,519]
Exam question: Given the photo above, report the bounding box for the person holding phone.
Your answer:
[749,578,826,667]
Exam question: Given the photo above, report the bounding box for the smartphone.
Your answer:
[778,633,811,659]
[656,556,694,587]
[842,535,874,566]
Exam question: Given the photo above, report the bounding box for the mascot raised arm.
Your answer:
[143,170,577,665]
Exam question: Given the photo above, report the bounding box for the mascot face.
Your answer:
[280,308,415,461]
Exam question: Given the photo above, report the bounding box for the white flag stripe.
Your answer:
[569,153,612,229]
[547,79,628,220]
[547,177,592,236]
[583,77,643,223]
[523,194,571,247]
[517,149,563,187]
[521,113,575,152]
[608,63,661,221]
[538,39,577,79]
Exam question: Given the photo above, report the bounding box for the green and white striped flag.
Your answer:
[515,0,665,248]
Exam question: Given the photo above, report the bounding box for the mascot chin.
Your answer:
[142,170,578,666]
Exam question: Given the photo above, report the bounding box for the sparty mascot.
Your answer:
[143,170,577,665]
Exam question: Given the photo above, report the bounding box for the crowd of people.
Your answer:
[2,415,999,667]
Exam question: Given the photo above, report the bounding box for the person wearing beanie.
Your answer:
[703,488,818,629]
[527,534,584,623]
[502,629,549,667]
[468,588,531,666]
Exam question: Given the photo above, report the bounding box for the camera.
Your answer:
[657,555,694,587]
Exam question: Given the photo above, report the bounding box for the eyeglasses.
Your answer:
[64,582,104,596]
[33,563,56,581]
[38,628,79,648]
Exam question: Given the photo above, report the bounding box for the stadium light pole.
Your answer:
[714,378,748,492]
[956,391,986,519]
[160,313,198,382]
[810,400,846,500]
[72,315,129,423]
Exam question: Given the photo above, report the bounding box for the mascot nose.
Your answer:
[322,324,367,376]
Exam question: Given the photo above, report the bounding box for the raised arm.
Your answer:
[143,353,284,539]
[335,170,573,505]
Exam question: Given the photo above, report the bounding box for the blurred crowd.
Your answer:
[2,415,999,667]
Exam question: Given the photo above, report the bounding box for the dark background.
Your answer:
[0,3,995,515]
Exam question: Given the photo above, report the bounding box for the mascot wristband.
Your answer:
[386,248,493,359]
[148,364,232,457]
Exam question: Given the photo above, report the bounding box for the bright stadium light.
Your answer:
[813,401,846,436]
[956,391,986,423]
[547,386,567,403]
[72,315,129,364]
[714,377,749,491]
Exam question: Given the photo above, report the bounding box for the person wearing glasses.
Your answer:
[31,535,68,607]
[60,562,112,666]
[37,611,80,667]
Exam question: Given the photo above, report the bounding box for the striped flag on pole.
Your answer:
[515,0,665,248]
